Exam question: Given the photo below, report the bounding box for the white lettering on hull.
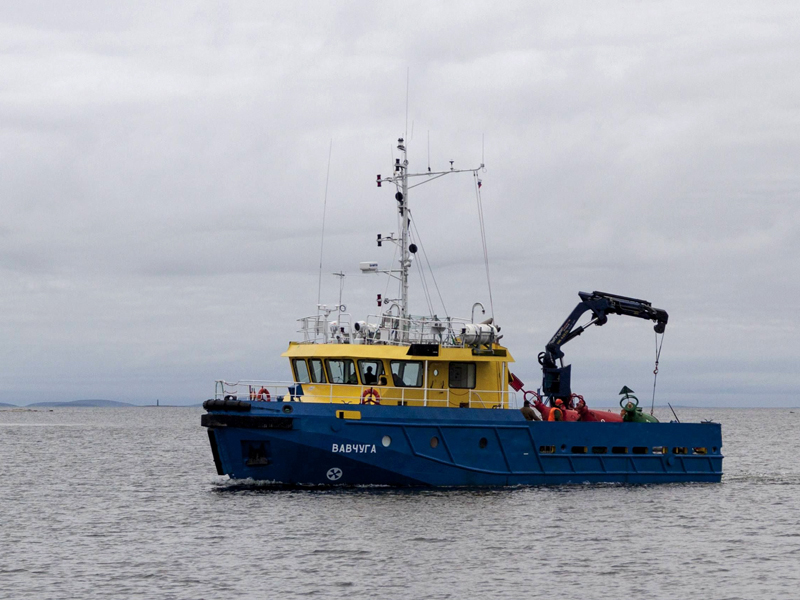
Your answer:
[331,443,377,454]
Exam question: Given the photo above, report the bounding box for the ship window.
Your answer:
[539,445,555,454]
[632,447,649,454]
[390,361,423,387]
[673,447,688,455]
[292,359,310,383]
[611,447,628,454]
[571,446,587,454]
[479,437,488,449]
[652,446,667,454]
[309,359,326,383]
[430,436,439,448]
[358,360,384,385]
[591,446,607,454]
[327,359,358,385]
[692,447,707,455]
[449,362,476,389]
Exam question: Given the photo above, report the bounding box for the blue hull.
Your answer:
[201,400,723,486]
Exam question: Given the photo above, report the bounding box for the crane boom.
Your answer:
[540,291,668,400]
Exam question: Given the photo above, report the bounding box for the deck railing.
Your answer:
[214,380,517,409]
[295,313,487,347]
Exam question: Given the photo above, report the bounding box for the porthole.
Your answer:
[632,447,649,455]
[382,435,392,447]
[282,405,293,414]
[571,446,587,454]
[433,369,439,376]
[560,444,567,451]
[591,446,608,454]
[612,447,628,454]
[479,437,488,449]
[539,445,555,454]
[430,436,439,449]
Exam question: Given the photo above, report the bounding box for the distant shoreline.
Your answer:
[0,400,203,408]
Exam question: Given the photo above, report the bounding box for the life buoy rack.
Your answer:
[256,387,271,402]
[361,387,381,405]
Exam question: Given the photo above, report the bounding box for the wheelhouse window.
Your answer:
[449,362,476,389]
[292,359,310,383]
[327,359,358,385]
[390,361,423,387]
[309,358,327,383]
[358,360,384,385]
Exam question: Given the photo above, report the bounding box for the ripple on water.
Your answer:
[1,407,799,600]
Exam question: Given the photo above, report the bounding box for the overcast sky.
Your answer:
[2,1,798,407]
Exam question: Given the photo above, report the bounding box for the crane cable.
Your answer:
[650,330,666,416]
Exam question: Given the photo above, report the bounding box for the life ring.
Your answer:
[256,387,271,402]
[361,387,381,405]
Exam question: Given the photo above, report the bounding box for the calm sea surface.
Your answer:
[1,406,799,600]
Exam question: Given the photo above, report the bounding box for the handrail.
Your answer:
[295,312,485,347]
[213,379,516,409]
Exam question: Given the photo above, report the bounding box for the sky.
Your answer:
[1,1,798,407]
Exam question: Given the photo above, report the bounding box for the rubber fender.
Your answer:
[203,398,252,412]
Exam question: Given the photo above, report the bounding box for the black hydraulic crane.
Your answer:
[539,291,669,401]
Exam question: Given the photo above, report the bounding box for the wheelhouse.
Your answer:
[281,342,515,409]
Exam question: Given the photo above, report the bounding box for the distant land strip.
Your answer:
[0,399,203,408]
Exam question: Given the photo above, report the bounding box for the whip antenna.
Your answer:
[317,139,333,307]
[405,68,410,143]
[474,171,494,319]
[427,130,431,172]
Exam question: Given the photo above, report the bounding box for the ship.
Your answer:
[201,137,723,486]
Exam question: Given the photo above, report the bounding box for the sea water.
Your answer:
[1,406,798,599]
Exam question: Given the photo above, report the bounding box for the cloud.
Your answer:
[1,1,798,405]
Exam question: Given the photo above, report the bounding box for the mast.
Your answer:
[397,137,410,323]
[376,136,484,338]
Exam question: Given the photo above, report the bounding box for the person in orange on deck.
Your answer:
[549,398,564,421]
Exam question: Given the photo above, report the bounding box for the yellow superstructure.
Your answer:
[282,342,515,409]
